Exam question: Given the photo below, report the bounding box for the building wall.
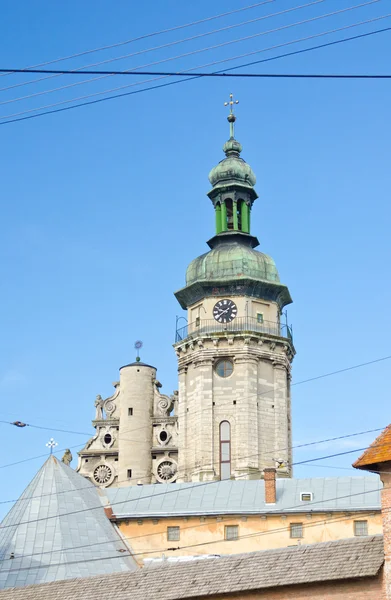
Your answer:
[176,330,293,482]
[117,512,382,564]
[187,296,279,326]
[194,575,384,599]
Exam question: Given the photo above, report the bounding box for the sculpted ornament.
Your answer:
[93,463,115,487]
[156,459,177,483]
[61,449,73,465]
[94,395,105,420]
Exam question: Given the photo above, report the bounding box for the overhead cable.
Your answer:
[1,19,389,125]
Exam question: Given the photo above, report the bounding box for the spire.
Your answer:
[208,94,257,235]
[224,93,239,139]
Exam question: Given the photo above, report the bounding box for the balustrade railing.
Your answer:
[175,316,292,343]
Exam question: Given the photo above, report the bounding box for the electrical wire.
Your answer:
[0,0,276,78]
[1,17,389,126]
[0,439,389,531]
[1,352,389,468]
[0,1,384,120]
[0,0,325,98]
[0,483,385,565]
[0,425,384,503]
[4,68,391,78]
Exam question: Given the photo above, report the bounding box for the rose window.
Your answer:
[156,460,177,483]
[93,464,113,485]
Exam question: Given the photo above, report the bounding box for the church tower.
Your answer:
[174,96,295,483]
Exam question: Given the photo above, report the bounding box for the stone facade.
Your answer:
[77,362,178,487]
[78,113,294,488]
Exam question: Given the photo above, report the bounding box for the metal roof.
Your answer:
[105,476,381,518]
[0,456,136,590]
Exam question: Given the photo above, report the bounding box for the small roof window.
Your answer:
[300,492,313,502]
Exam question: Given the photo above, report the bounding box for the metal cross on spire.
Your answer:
[224,93,239,139]
[46,438,58,454]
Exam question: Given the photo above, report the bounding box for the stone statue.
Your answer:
[94,394,105,420]
[62,449,72,465]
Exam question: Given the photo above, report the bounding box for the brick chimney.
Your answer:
[264,468,276,504]
[352,424,391,600]
[104,505,115,520]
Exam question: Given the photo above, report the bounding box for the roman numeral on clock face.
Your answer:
[212,299,238,323]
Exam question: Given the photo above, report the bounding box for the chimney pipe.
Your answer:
[264,468,276,504]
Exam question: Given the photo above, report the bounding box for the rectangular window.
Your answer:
[128,408,133,416]
[257,313,264,323]
[290,523,303,538]
[225,525,239,540]
[195,316,200,327]
[300,493,312,502]
[127,469,132,478]
[167,526,180,541]
[354,520,368,536]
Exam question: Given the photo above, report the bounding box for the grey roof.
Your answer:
[0,535,384,600]
[0,456,136,590]
[105,476,381,518]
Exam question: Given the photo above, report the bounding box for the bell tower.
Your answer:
[174,95,295,483]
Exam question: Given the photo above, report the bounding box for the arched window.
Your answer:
[225,199,234,230]
[220,421,231,480]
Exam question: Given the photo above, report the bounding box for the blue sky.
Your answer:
[0,0,390,515]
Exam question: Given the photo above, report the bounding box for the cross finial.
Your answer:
[46,438,58,454]
[224,93,239,138]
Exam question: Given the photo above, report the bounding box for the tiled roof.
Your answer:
[353,424,391,470]
[0,456,136,590]
[0,535,384,600]
[104,476,381,518]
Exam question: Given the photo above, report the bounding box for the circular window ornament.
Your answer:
[156,459,177,483]
[93,463,114,487]
[215,359,234,378]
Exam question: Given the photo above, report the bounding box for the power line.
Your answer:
[0,425,384,503]
[0,1,384,117]
[0,443,85,471]
[1,351,389,467]
[0,439,389,531]
[0,483,384,565]
[0,0,275,78]
[3,67,391,78]
[0,0,325,98]
[1,18,389,125]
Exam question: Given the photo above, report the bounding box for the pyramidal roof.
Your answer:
[0,456,136,590]
[353,424,391,471]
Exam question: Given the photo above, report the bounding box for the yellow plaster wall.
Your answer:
[117,512,382,565]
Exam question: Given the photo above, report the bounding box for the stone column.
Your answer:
[273,360,290,474]
[176,363,188,482]
[215,204,222,234]
[233,200,238,230]
[221,201,227,232]
[193,357,214,481]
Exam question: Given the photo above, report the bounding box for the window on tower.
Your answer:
[220,421,231,480]
[225,198,233,229]
[215,359,234,378]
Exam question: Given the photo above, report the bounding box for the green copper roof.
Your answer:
[208,138,256,192]
[186,235,279,286]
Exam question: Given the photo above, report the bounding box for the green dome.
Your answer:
[208,139,256,191]
[186,237,280,286]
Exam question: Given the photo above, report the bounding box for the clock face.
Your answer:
[213,299,238,323]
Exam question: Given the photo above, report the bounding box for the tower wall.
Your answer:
[117,363,155,486]
[176,333,293,483]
